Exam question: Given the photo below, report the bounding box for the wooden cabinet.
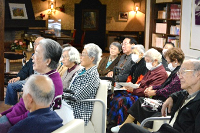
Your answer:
[149,0,182,51]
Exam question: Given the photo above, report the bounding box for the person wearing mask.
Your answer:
[111,48,185,133]
[118,59,200,133]
[5,37,44,106]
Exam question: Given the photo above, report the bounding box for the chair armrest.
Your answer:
[52,119,84,133]
[140,116,171,127]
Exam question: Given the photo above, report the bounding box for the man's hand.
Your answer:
[161,97,173,117]
[8,77,20,83]
[107,71,113,77]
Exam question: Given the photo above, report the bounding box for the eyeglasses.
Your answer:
[177,69,195,76]
[62,55,69,59]
[121,42,130,46]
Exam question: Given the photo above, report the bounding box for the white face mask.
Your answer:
[168,63,176,71]
[146,62,153,70]
[131,54,139,63]
[162,49,168,55]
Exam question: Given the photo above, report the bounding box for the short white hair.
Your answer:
[132,44,145,54]
[62,46,80,64]
[84,43,102,65]
[144,48,162,63]
[23,75,55,106]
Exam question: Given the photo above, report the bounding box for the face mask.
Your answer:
[146,62,153,70]
[162,49,168,55]
[131,54,139,63]
[168,63,176,71]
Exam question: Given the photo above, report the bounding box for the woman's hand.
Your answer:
[144,86,153,96]
[0,114,2,118]
[124,86,134,92]
[107,71,113,77]
[8,77,20,83]
[161,97,173,117]
[145,90,156,97]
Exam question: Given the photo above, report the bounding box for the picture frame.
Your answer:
[82,10,98,31]
[118,12,129,21]
[9,3,28,19]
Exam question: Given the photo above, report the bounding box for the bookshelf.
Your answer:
[149,0,182,51]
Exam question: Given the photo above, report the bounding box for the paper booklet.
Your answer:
[117,82,140,89]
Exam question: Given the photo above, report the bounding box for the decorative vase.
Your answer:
[15,49,23,53]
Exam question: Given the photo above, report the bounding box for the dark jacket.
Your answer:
[97,55,120,76]
[162,55,171,72]
[16,58,34,80]
[157,90,200,133]
[130,57,148,84]
[114,54,135,82]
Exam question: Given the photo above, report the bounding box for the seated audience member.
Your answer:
[118,59,200,133]
[65,43,102,125]
[98,42,121,76]
[108,48,168,126]
[5,37,44,105]
[107,45,148,125]
[107,37,137,82]
[111,48,185,132]
[162,42,175,72]
[7,75,63,133]
[61,46,81,89]
[57,43,71,77]
[0,39,63,133]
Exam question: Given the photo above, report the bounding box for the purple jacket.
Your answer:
[153,74,181,100]
[1,70,63,125]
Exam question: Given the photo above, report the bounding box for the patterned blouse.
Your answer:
[67,65,100,125]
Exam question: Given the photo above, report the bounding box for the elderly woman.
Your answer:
[108,48,168,127]
[0,39,63,133]
[111,48,185,133]
[65,43,102,125]
[97,42,121,76]
[61,46,81,89]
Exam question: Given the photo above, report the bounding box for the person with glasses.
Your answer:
[60,46,81,90]
[111,48,185,133]
[64,43,102,125]
[118,59,200,133]
[107,37,137,83]
[5,37,44,106]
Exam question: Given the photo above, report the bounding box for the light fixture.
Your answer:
[47,0,56,18]
[134,2,140,13]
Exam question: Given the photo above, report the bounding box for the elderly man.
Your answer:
[107,37,137,82]
[118,59,200,133]
[5,37,44,105]
[7,75,63,133]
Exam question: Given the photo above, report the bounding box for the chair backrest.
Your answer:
[84,80,108,133]
[52,119,84,133]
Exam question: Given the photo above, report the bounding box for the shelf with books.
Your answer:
[149,0,182,50]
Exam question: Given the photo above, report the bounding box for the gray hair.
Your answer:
[62,46,80,64]
[84,43,102,65]
[144,48,162,63]
[39,39,62,70]
[109,42,122,52]
[190,59,200,72]
[132,44,145,54]
[23,75,55,106]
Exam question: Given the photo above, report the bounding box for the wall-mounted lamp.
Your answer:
[47,0,56,18]
[134,2,140,13]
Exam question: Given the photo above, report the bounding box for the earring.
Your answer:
[47,64,49,66]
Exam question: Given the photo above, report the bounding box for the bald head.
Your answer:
[23,75,55,107]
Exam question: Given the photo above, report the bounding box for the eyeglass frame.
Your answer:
[121,42,131,46]
[177,69,195,76]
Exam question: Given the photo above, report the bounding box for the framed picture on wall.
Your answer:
[118,12,129,21]
[82,10,98,30]
[9,3,28,19]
